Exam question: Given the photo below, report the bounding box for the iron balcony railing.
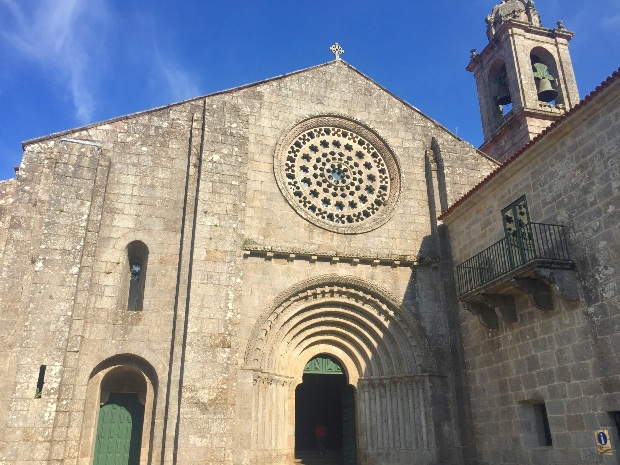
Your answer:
[456,223,573,295]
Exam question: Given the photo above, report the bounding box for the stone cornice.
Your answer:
[242,244,436,268]
[467,20,574,73]
[481,105,566,152]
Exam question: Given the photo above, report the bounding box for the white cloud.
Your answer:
[152,47,201,103]
[0,0,110,123]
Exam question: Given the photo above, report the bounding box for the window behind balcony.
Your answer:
[502,195,530,236]
[502,196,533,267]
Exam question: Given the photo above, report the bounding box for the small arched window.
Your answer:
[126,241,148,311]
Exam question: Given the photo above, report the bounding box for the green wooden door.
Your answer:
[94,393,144,465]
[342,386,357,465]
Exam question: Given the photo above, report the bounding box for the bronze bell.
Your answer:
[537,77,558,102]
[496,84,512,105]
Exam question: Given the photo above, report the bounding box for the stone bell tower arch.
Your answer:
[467,0,580,162]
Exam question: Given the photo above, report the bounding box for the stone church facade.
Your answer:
[0,2,618,465]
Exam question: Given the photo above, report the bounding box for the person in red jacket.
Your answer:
[315,423,327,457]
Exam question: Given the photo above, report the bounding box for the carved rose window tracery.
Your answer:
[274,116,401,234]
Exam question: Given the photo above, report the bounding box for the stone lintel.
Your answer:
[360,373,446,383]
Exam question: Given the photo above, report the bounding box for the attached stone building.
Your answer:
[0,1,617,465]
[443,67,620,465]
[443,1,620,462]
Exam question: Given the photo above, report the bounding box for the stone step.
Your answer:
[294,450,343,465]
[294,457,342,465]
[293,459,342,465]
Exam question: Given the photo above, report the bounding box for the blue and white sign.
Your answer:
[595,430,613,455]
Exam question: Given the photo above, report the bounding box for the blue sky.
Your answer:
[1,0,619,181]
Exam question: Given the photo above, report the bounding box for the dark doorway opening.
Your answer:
[296,372,346,451]
[611,411,620,442]
[295,355,357,464]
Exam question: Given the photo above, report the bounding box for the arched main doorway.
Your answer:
[93,368,146,465]
[295,355,357,464]
[244,275,438,464]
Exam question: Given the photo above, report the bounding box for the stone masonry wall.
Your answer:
[56,103,203,465]
[0,100,205,465]
[444,77,620,464]
[0,179,16,265]
[0,142,63,462]
[480,112,561,164]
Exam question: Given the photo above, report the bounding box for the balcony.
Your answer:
[456,223,578,329]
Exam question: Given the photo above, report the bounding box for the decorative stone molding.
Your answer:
[274,115,401,234]
[480,294,518,323]
[463,301,501,330]
[252,371,293,387]
[242,244,432,268]
[510,276,554,311]
[538,102,566,114]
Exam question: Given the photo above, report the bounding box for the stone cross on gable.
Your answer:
[330,43,344,61]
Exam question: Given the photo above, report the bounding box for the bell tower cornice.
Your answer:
[468,21,574,74]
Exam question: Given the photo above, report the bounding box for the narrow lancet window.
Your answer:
[126,241,148,311]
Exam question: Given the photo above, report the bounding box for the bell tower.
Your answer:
[467,0,579,162]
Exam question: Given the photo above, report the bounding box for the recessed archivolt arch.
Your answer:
[275,305,390,375]
[244,274,437,380]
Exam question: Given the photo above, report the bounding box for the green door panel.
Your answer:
[94,393,144,465]
[304,355,344,375]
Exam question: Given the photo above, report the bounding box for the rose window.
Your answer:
[274,116,401,234]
